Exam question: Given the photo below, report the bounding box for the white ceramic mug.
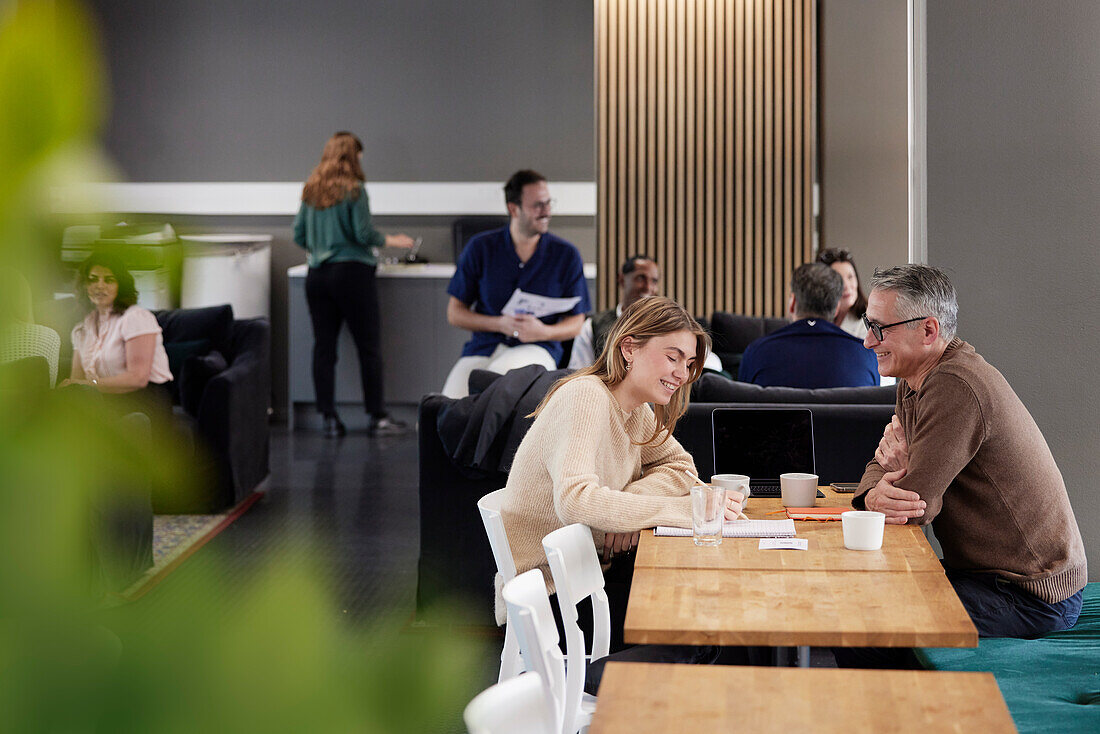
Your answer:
[779,472,818,507]
[711,473,750,511]
[841,510,886,551]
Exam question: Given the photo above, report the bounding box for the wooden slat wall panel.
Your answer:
[596,0,814,316]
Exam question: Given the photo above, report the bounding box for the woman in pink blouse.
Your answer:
[61,251,173,399]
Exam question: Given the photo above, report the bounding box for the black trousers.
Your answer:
[305,261,385,416]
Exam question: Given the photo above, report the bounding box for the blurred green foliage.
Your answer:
[0,2,486,731]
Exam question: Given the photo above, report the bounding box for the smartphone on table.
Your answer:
[830,482,859,494]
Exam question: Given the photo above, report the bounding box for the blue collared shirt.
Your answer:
[447,227,591,363]
[738,318,880,388]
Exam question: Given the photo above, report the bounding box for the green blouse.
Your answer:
[292,184,385,267]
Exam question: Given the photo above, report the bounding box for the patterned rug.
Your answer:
[118,492,263,601]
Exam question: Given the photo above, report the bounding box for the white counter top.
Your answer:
[287,263,597,279]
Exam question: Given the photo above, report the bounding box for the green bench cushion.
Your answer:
[916,582,1100,733]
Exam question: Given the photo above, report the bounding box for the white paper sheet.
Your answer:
[500,288,582,318]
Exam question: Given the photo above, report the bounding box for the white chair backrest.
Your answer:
[0,323,61,386]
[542,524,610,734]
[478,489,517,581]
[463,672,557,734]
[478,489,523,682]
[502,570,567,732]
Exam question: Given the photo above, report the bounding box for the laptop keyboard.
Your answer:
[750,484,825,499]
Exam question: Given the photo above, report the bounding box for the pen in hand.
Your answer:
[685,469,749,521]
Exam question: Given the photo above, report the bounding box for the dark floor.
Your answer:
[133,406,496,733]
[133,405,833,732]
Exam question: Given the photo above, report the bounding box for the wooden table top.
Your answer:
[589,663,1017,734]
[624,567,978,648]
[635,487,942,572]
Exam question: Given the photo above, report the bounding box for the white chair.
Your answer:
[463,672,557,734]
[477,489,524,682]
[0,323,61,387]
[542,524,608,734]
[502,570,571,734]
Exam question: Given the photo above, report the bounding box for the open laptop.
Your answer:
[711,407,823,499]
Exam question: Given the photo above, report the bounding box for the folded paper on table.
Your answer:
[759,537,809,550]
[501,288,582,318]
[655,519,796,538]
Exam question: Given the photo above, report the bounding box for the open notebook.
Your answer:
[654,519,796,538]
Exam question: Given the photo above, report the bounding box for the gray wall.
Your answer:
[926,0,1100,578]
[819,0,909,283]
[89,0,595,182]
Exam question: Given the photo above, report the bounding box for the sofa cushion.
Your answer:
[915,583,1100,733]
[180,349,228,417]
[691,373,897,404]
[709,311,788,354]
[155,305,234,358]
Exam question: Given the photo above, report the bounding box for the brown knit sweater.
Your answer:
[496,375,695,622]
[854,339,1087,603]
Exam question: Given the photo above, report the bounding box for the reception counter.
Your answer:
[287,263,596,425]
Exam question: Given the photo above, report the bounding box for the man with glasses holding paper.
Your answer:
[442,170,591,398]
[849,265,1085,646]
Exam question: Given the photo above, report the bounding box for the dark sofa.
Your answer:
[708,311,789,374]
[153,305,270,513]
[416,369,899,626]
[681,374,897,483]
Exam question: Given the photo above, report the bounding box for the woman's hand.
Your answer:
[385,233,416,248]
[602,531,640,562]
[723,489,747,520]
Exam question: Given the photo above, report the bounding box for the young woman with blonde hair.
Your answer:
[497,295,744,652]
[294,131,413,437]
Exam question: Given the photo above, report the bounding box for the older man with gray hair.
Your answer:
[853,264,1085,642]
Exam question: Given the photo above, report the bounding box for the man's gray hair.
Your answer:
[790,263,843,320]
[870,265,958,340]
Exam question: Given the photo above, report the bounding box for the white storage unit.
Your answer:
[180,234,272,319]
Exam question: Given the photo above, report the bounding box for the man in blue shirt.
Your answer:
[442,170,591,397]
[738,263,879,388]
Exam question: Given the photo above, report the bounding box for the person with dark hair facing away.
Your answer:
[817,247,870,339]
[293,131,414,438]
[442,169,590,398]
[738,262,879,388]
[568,255,659,369]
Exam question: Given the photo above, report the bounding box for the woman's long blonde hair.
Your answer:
[532,296,711,445]
[301,131,366,208]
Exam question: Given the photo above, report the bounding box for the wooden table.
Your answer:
[624,488,978,648]
[625,567,977,647]
[589,663,1017,733]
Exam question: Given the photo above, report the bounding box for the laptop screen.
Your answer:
[711,408,815,480]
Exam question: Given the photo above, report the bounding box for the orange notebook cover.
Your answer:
[784,506,849,521]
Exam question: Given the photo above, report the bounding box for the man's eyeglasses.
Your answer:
[862,315,928,341]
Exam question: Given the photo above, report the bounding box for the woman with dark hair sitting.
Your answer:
[62,250,173,402]
[817,247,869,339]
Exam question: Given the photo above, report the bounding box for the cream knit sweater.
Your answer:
[496,375,696,623]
